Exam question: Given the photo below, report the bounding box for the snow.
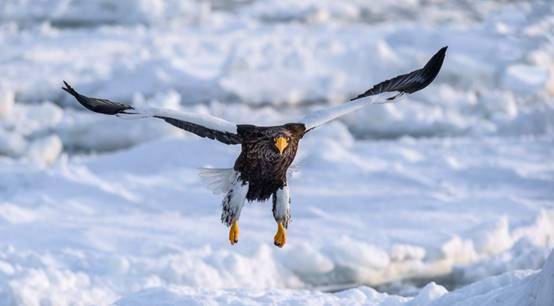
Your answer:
[1,131,552,305]
[430,251,554,306]
[0,88,14,118]
[26,135,63,165]
[113,252,554,306]
[0,0,552,155]
[0,0,553,305]
[502,64,550,96]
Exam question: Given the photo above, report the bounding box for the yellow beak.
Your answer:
[274,137,289,155]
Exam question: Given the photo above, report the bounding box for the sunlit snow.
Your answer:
[0,0,553,305]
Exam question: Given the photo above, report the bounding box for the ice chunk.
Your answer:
[502,64,549,95]
[26,135,63,164]
[0,203,38,224]
[0,88,14,118]
[390,244,426,262]
[0,129,27,157]
[408,282,447,306]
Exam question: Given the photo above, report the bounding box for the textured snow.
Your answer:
[0,0,553,305]
[115,251,554,306]
[0,0,553,153]
[1,131,552,305]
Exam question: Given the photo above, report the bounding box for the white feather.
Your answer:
[221,171,249,225]
[273,184,291,227]
[300,92,404,130]
[198,168,236,195]
[115,106,238,134]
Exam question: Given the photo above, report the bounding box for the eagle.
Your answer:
[62,46,447,248]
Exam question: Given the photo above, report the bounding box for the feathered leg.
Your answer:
[221,172,249,245]
[272,184,291,248]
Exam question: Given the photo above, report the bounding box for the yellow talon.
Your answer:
[273,222,286,248]
[229,221,239,245]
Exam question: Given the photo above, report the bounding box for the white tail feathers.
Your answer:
[198,168,236,195]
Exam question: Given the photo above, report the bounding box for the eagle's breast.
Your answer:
[234,124,305,201]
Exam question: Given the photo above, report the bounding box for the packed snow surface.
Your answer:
[114,251,554,306]
[1,132,552,305]
[0,0,553,305]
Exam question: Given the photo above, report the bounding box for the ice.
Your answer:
[1,132,552,305]
[0,0,210,27]
[26,135,63,165]
[502,64,550,96]
[430,251,554,306]
[112,253,554,305]
[0,203,38,224]
[0,129,27,157]
[0,88,14,118]
[408,282,448,306]
[0,0,553,305]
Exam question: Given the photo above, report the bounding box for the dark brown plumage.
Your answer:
[234,124,306,201]
[62,46,447,247]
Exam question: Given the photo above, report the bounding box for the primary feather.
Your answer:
[63,47,447,247]
[62,81,241,145]
[299,46,447,131]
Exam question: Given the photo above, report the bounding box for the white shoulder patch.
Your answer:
[198,168,236,195]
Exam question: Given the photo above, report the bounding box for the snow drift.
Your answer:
[115,250,554,305]
[0,0,553,305]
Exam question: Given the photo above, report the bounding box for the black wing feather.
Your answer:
[350,46,447,101]
[62,81,241,145]
[62,81,135,115]
[153,116,242,145]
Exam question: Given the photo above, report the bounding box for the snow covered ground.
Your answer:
[116,251,554,306]
[0,0,553,305]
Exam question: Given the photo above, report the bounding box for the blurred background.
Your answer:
[1,0,553,156]
[0,1,553,305]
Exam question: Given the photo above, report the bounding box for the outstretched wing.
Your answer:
[62,82,241,145]
[299,46,447,131]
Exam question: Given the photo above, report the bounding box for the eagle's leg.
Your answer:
[221,172,249,245]
[272,184,291,248]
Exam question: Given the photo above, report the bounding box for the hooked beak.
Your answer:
[274,137,289,155]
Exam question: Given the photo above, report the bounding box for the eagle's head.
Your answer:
[239,123,306,158]
[272,124,306,156]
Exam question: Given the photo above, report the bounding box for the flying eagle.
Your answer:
[62,47,447,248]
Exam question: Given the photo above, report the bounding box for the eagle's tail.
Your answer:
[198,168,236,195]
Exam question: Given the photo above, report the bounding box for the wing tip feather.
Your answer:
[424,46,447,72]
[350,46,447,102]
[61,80,77,96]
